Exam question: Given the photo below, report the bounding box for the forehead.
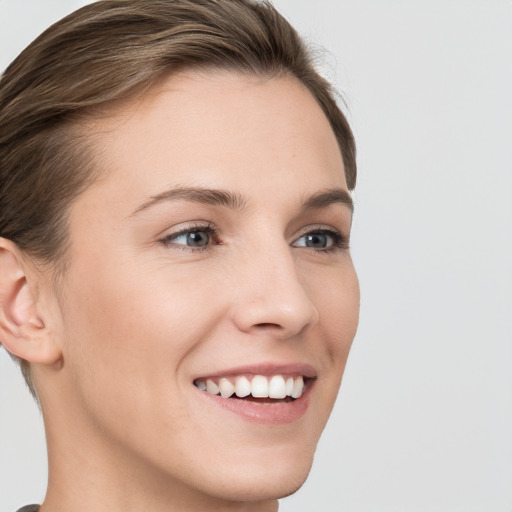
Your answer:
[76,70,347,216]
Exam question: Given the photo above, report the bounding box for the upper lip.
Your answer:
[193,362,317,381]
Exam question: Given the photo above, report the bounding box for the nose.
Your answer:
[230,240,319,340]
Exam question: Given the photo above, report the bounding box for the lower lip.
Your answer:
[195,383,313,425]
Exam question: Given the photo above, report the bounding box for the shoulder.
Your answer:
[16,506,39,512]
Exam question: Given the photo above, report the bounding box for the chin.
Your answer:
[208,467,312,503]
[193,443,316,503]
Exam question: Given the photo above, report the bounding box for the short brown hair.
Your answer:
[0,0,357,397]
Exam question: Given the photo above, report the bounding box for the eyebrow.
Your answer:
[131,186,247,215]
[302,188,354,212]
[130,185,353,216]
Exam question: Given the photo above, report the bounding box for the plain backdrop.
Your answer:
[0,1,511,511]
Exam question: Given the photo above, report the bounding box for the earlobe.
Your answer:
[0,238,61,364]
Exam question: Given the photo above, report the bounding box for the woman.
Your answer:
[0,1,359,510]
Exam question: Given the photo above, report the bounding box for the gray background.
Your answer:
[1,1,511,511]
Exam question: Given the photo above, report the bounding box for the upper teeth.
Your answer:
[195,375,305,399]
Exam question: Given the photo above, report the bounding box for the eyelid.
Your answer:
[157,221,349,253]
[291,225,350,252]
[158,221,218,251]
[293,223,347,240]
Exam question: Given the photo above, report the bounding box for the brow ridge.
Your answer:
[131,186,247,215]
[301,188,354,212]
[131,185,353,216]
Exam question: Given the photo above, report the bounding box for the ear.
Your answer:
[0,238,62,364]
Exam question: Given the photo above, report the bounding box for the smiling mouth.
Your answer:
[193,374,313,402]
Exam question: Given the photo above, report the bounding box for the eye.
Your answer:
[159,223,217,251]
[171,230,211,247]
[292,228,347,252]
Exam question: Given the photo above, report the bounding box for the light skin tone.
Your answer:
[0,71,359,511]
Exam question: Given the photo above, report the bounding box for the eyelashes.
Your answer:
[291,228,348,252]
[159,222,218,251]
[158,221,349,254]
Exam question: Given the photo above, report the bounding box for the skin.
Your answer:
[0,71,359,511]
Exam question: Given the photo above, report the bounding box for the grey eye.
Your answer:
[161,225,216,249]
[304,233,329,249]
[171,230,211,247]
[185,231,210,247]
[293,232,333,249]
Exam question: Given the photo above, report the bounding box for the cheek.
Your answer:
[303,258,359,414]
[332,268,360,355]
[309,258,360,356]
[60,257,224,403]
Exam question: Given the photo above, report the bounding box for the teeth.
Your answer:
[218,378,235,398]
[285,377,294,396]
[206,379,219,395]
[268,375,286,399]
[235,376,251,398]
[251,375,269,397]
[291,376,304,399]
[197,374,307,400]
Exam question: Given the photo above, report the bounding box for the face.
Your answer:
[45,71,359,505]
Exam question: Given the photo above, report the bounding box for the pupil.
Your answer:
[306,233,327,248]
[187,231,209,247]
